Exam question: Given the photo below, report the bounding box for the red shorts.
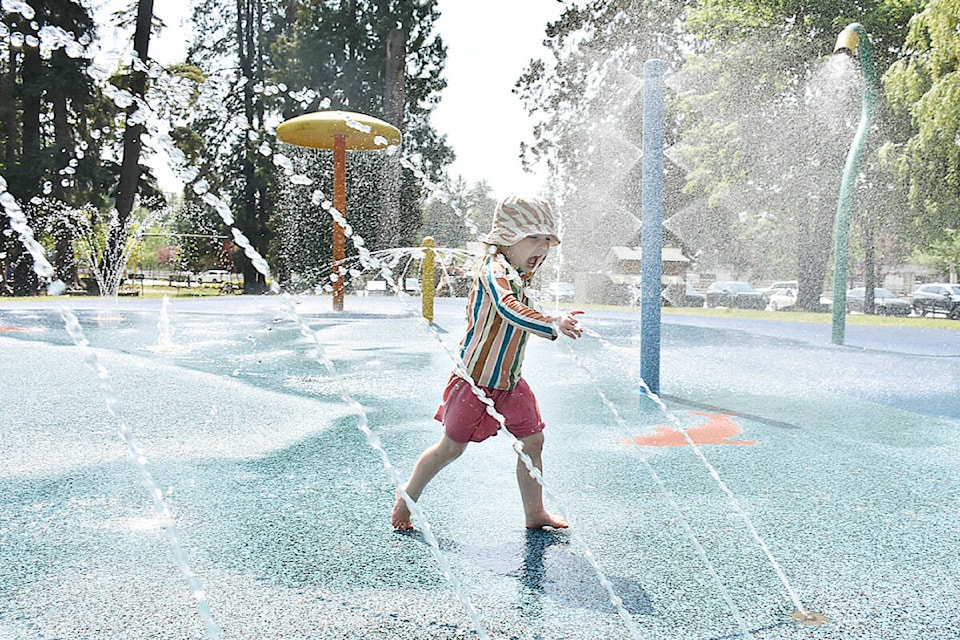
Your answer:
[434,374,545,443]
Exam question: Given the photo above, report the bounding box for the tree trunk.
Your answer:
[109,0,153,278]
[12,43,43,294]
[2,47,16,169]
[51,78,78,287]
[236,0,268,293]
[253,0,272,289]
[379,27,406,249]
[796,202,833,311]
[864,222,876,314]
[20,45,41,193]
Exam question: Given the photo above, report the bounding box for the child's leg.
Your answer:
[516,431,568,529]
[392,434,468,530]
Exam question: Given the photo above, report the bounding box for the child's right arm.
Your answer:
[480,260,585,340]
[480,261,558,340]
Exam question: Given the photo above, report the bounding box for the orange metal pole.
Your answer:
[333,134,347,311]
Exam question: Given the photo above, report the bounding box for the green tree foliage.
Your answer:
[910,228,960,278]
[883,0,960,259]
[159,62,231,274]
[0,1,171,296]
[517,0,922,306]
[0,0,122,293]
[271,0,449,171]
[670,42,864,302]
[179,0,283,292]
[181,0,452,291]
[420,179,497,249]
[679,0,920,308]
[516,0,689,277]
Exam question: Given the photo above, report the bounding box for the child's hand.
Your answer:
[557,310,584,339]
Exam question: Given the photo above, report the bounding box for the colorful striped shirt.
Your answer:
[458,254,558,390]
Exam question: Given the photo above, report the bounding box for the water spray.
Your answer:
[830,23,877,346]
[1,184,221,639]
[282,210,646,637]
[4,13,502,637]
[278,292,490,640]
[412,294,646,640]
[276,110,402,311]
[5,15,700,634]
[561,337,753,638]
[579,324,830,628]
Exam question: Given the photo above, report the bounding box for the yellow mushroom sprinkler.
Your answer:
[276,110,402,311]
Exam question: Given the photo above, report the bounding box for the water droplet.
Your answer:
[273,154,294,172]
[344,116,372,133]
[2,0,35,20]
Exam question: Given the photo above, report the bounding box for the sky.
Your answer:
[100,0,568,198]
[430,1,566,197]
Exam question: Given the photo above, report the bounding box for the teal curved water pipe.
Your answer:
[831,23,877,345]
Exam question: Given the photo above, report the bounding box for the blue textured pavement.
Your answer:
[1,295,958,639]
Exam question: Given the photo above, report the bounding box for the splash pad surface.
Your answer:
[1,295,958,639]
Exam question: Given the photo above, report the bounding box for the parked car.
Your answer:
[845,287,911,316]
[767,287,797,311]
[705,281,767,309]
[680,282,705,307]
[912,283,960,319]
[818,293,834,312]
[545,281,575,301]
[662,282,705,307]
[757,280,798,297]
[198,269,232,284]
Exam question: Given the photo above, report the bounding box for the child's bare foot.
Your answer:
[392,493,414,530]
[525,511,568,530]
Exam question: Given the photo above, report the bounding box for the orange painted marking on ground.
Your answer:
[620,411,757,447]
[0,326,47,333]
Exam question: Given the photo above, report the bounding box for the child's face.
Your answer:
[501,235,554,275]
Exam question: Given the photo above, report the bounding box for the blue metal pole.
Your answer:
[641,59,665,394]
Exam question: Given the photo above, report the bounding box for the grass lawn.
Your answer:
[0,284,231,301]
[2,288,958,331]
[662,305,960,330]
[572,302,960,330]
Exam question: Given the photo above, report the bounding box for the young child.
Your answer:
[392,195,584,531]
